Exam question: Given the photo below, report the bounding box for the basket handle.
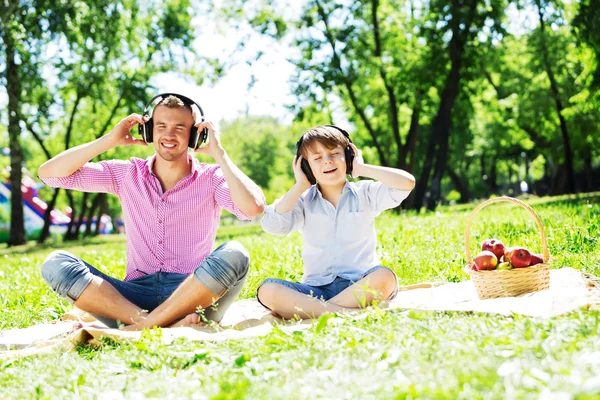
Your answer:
[465,196,550,265]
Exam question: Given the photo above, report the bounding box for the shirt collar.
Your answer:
[145,152,200,178]
[306,180,356,202]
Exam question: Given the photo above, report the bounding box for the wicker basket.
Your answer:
[464,196,551,299]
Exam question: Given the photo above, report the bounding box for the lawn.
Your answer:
[1,194,599,399]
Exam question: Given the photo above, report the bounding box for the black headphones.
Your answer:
[295,125,354,185]
[138,93,208,149]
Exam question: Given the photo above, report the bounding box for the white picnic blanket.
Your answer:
[1,267,598,360]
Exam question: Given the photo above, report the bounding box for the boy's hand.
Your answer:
[293,155,312,189]
[349,143,365,178]
[194,121,226,161]
[108,114,149,147]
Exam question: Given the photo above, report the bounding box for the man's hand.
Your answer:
[193,121,226,161]
[108,114,149,148]
[349,143,365,178]
[293,155,312,190]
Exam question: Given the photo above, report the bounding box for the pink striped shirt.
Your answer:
[41,154,250,281]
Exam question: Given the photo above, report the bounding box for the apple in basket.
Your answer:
[481,238,505,260]
[473,250,498,271]
[504,246,532,268]
[529,253,544,266]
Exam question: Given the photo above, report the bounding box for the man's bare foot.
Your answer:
[168,313,206,328]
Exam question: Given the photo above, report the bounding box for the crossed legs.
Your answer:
[41,241,249,330]
[257,267,397,319]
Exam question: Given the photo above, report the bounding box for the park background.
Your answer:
[0,0,598,245]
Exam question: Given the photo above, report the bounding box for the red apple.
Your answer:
[482,238,506,260]
[504,246,532,268]
[529,253,544,266]
[473,250,499,271]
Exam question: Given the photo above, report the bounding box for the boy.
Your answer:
[258,125,415,319]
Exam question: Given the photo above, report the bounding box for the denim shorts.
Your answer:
[257,265,398,306]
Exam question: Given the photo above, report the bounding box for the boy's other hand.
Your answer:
[293,155,312,190]
[109,114,149,147]
[349,143,365,178]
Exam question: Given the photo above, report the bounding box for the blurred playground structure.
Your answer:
[0,148,113,242]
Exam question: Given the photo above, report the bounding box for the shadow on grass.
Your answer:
[0,234,126,256]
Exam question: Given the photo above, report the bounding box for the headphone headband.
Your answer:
[143,93,205,122]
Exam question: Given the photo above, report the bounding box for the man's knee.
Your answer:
[41,250,90,301]
[193,241,250,294]
[213,240,250,279]
[41,250,73,288]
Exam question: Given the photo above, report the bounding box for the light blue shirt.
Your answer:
[261,180,411,286]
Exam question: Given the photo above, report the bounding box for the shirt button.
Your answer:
[158,220,162,224]
[158,240,163,244]
[161,199,165,203]
[160,262,165,266]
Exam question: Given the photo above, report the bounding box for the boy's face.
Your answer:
[305,142,347,185]
[152,105,194,162]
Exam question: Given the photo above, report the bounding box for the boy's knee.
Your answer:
[257,282,278,308]
[256,280,289,309]
[367,267,397,295]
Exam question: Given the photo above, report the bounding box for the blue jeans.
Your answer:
[257,265,398,310]
[41,241,249,328]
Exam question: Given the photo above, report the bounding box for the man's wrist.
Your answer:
[103,131,120,149]
[212,148,228,164]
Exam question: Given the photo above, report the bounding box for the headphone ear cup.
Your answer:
[144,118,154,143]
[199,128,208,147]
[301,158,316,185]
[189,126,199,148]
[345,145,354,176]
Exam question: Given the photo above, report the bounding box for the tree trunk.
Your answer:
[69,192,90,240]
[536,0,576,194]
[489,160,498,193]
[5,29,26,246]
[64,190,77,241]
[84,193,103,237]
[406,128,437,210]
[401,103,420,173]
[427,0,477,211]
[94,193,108,236]
[446,166,471,203]
[38,188,60,244]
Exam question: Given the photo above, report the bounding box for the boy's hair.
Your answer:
[297,126,350,157]
[156,95,197,120]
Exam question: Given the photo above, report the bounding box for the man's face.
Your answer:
[305,142,347,185]
[152,106,194,162]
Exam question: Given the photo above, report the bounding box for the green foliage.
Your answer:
[215,0,600,205]
[0,195,599,397]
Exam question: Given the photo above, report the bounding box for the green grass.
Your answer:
[1,193,599,398]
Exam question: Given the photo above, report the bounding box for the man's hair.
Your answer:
[298,126,349,157]
[155,95,196,120]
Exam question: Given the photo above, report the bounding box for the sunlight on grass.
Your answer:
[0,194,599,398]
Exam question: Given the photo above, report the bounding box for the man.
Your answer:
[38,95,265,330]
